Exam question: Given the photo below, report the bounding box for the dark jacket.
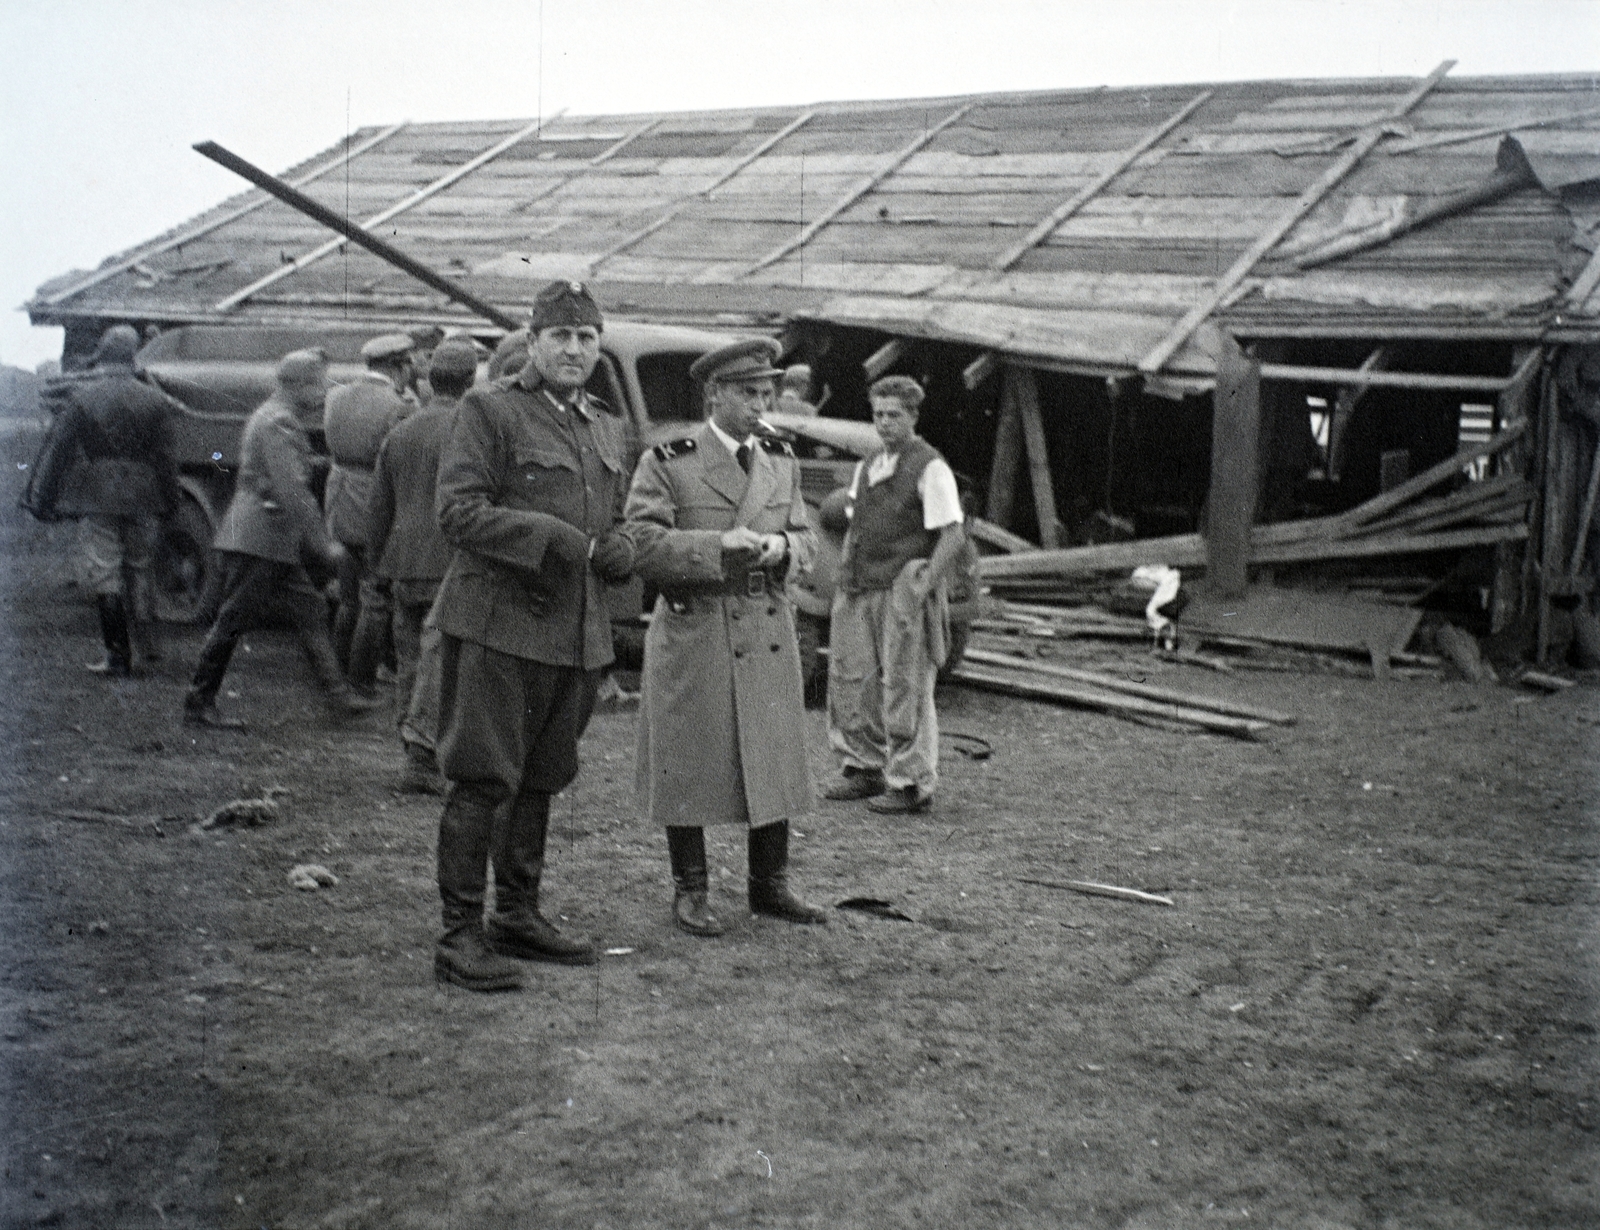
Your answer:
[323,372,412,545]
[368,397,456,583]
[431,367,628,669]
[213,393,335,566]
[28,363,180,520]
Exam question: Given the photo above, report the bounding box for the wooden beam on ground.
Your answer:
[862,338,904,381]
[967,517,1035,553]
[743,102,975,275]
[963,351,1000,391]
[1009,365,1061,549]
[1206,336,1262,598]
[949,662,1269,739]
[44,122,410,308]
[963,648,1295,724]
[590,108,818,271]
[214,117,551,311]
[1137,59,1454,374]
[1259,364,1514,393]
[1332,421,1528,533]
[991,89,1212,272]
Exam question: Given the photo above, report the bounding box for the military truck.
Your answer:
[45,319,975,689]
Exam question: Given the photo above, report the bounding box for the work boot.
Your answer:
[182,701,246,731]
[821,766,886,800]
[747,821,828,925]
[866,785,933,815]
[325,686,381,718]
[398,743,444,795]
[89,595,133,677]
[487,791,597,964]
[434,921,523,992]
[667,826,724,937]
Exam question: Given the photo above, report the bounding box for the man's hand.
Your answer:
[548,521,593,564]
[906,560,933,604]
[590,530,635,583]
[720,527,765,554]
[755,533,788,568]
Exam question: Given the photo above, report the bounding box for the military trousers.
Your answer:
[392,581,442,754]
[826,572,940,796]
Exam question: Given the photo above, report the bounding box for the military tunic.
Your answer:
[625,423,817,828]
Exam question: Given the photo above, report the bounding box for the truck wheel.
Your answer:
[796,611,827,708]
[155,495,216,625]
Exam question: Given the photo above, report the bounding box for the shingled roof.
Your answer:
[29,69,1600,385]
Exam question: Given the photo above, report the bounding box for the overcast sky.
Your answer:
[1,0,1595,367]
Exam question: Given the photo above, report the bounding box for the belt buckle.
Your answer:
[745,570,765,598]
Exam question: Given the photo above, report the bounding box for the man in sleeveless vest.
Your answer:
[822,375,967,814]
[624,337,828,937]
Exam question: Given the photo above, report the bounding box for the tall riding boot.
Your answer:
[89,595,132,677]
[748,822,828,924]
[667,826,723,936]
[435,790,522,991]
[485,791,595,965]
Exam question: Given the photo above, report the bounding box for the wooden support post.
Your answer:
[1327,348,1387,482]
[1537,373,1565,663]
[1206,336,1263,598]
[985,379,1024,530]
[1492,346,1541,633]
[1009,365,1061,549]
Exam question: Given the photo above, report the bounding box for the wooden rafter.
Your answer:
[741,102,976,276]
[990,89,1212,273]
[508,119,662,214]
[215,116,554,311]
[1137,59,1455,375]
[589,108,819,271]
[43,122,409,308]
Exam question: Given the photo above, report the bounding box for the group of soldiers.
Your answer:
[27,280,967,994]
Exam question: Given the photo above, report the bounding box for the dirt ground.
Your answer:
[1,413,1596,1230]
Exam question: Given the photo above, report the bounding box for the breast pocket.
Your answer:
[514,447,581,515]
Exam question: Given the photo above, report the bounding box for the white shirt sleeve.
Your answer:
[918,458,963,530]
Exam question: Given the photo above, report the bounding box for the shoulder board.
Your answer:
[758,436,794,457]
[652,437,697,461]
[583,391,616,416]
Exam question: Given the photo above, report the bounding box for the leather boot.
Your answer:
[434,791,522,990]
[434,919,523,992]
[486,792,596,964]
[667,826,723,936]
[89,595,132,677]
[748,822,828,924]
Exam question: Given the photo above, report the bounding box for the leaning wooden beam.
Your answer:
[1137,59,1455,374]
[1352,475,1531,539]
[1332,421,1528,532]
[991,89,1212,272]
[862,338,904,381]
[742,102,975,275]
[1010,366,1061,549]
[215,117,551,311]
[43,122,409,307]
[963,351,1000,391]
[950,662,1269,740]
[1565,247,1600,308]
[1387,102,1600,155]
[1258,364,1514,393]
[967,517,1035,553]
[1253,522,1527,565]
[1327,347,1387,482]
[589,108,819,270]
[963,648,1296,725]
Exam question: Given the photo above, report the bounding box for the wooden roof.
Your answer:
[29,70,1600,383]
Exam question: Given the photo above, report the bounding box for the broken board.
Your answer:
[1180,586,1424,662]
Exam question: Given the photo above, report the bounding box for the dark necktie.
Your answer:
[735,443,751,474]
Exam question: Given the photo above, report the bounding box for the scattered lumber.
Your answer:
[1018,877,1174,907]
[948,661,1270,740]
[1517,670,1574,692]
[963,648,1295,725]
[968,517,1036,554]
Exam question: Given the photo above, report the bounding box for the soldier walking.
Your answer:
[625,338,828,937]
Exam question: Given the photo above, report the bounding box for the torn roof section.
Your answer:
[28,71,1600,384]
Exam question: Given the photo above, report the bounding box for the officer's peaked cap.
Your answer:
[689,337,785,385]
[361,333,416,364]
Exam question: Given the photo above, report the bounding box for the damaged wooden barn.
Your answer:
[28,65,1600,668]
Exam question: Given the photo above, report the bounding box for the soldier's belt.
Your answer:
[662,568,783,603]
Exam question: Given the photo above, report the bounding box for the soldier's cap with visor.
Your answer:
[407,324,446,351]
[529,280,604,334]
[93,324,141,365]
[361,333,416,364]
[689,337,785,386]
[869,374,925,411]
[277,347,330,387]
[428,339,480,382]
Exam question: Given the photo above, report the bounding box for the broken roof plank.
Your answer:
[742,102,978,274]
[214,117,550,312]
[1137,59,1456,374]
[992,90,1213,272]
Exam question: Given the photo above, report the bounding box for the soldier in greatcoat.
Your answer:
[624,337,828,937]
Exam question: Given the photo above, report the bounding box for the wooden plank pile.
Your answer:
[977,423,1531,596]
